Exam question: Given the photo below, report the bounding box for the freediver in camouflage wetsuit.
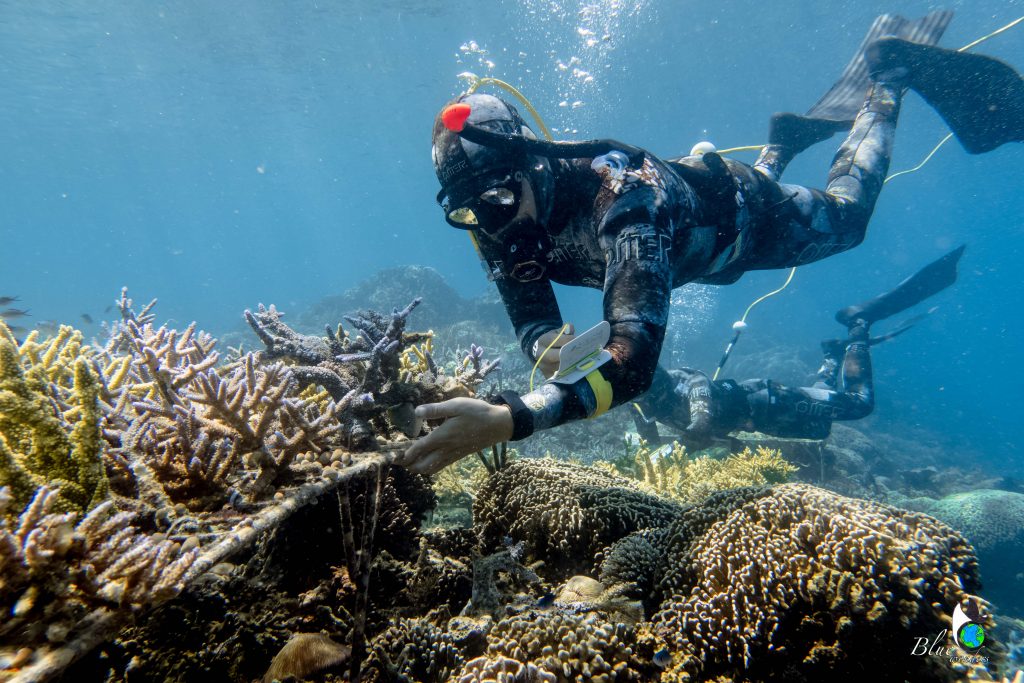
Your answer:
[403,12,1022,475]
[631,244,965,448]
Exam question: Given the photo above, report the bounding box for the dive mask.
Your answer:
[438,172,526,232]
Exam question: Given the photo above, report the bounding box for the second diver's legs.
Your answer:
[743,321,875,439]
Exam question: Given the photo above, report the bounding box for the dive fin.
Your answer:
[868,307,938,346]
[836,244,965,326]
[768,10,953,153]
[866,37,1024,154]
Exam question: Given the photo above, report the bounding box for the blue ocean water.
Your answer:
[1,0,1021,476]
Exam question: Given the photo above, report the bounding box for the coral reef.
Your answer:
[898,489,1024,617]
[0,286,504,681]
[607,441,797,505]
[605,483,986,682]
[473,458,684,577]
[245,298,498,450]
[0,323,108,516]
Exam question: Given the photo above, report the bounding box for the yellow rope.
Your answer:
[716,144,765,154]
[884,132,954,184]
[740,266,797,324]
[957,15,1023,52]
[529,323,572,391]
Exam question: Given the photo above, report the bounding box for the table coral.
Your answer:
[616,441,797,505]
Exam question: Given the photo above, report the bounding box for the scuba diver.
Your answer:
[631,246,965,449]
[402,11,1023,476]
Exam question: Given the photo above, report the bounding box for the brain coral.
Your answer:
[615,483,985,682]
[472,458,684,576]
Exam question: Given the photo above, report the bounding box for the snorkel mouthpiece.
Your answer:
[441,103,472,132]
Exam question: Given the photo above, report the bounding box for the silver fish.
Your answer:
[0,308,30,320]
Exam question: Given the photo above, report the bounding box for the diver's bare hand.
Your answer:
[400,398,513,476]
[534,324,575,378]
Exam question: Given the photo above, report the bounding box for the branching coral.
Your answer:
[0,486,199,644]
[455,609,646,682]
[245,299,499,444]
[0,322,108,516]
[362,617,464,683]
[612,441,797,505]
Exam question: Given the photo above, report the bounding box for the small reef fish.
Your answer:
[81,313,94,324]
[653,647,672,669]
[103,304,113,313]
[536,592,555,608]
[7,325,27,335]
[35,320,60,336]
[0,296,19,306]
[0,308,30,320]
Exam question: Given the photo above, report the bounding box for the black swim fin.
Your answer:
[867,37,1024,154]
[835,244,965,327]
[768,10,954,153]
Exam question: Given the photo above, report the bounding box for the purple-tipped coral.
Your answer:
[245,298,499,446]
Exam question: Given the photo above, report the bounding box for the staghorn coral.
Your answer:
[473,458,684,577]
[454,609,646,682]
[624,483,986,682]
[0,322,108,516]
[245,298,499,443]
[0,486,199,646]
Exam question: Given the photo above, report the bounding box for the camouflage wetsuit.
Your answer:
[634,325,874,443]
[477,80,901,436]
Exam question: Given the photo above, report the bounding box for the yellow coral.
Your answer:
[621,441,796,505]
[0,322,109,516]
[399,332,434,380]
